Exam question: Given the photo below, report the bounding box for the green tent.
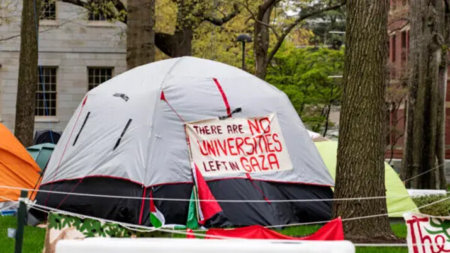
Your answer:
[314,141,418,218]
[27,143,55,170]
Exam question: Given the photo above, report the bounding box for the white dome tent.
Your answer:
[35,57,334,227]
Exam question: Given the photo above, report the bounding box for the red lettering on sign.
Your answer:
[240,154,281,173]
[273,133,282,152]
[227,138,238,156]
[203,162,211,172]
[235,137,245,155]
[208,161,216,171]
[250,156,261,172]
[267,153,280,170]
[227,125,233,134]
[259,117,271,133]
[215,139,228,156]
[265,133,275,152]
[206,141,216,156]
[244,137,255,155]
[240,157,252,172]
[259,155,269,170]
[198,141,208,156]
[238,124,244,134]
[211,125,218,134]
[230,162,240,171]
[247,119,260,136]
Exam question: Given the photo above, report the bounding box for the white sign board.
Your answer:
[56,238,355,253]
[404,212,450,253]
[185,113,293,176]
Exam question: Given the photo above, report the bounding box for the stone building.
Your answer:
[0,1,127,133]
[387,0,450,161]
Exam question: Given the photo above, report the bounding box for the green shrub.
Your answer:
[412,194,450,216]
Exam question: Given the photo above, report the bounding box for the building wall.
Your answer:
[0,2,127,133]
[386,0,450,160]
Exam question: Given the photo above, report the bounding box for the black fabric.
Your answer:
[73,112,90,146]
[140,184,193,226]
[33,178,142,224]
[202,211,233,228]
[33,177,332,228]
[33,130,62,145]
[207,179,333,227]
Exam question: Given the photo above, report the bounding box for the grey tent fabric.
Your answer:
[41,57,334,188]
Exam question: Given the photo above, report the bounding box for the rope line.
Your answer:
[22,193,448,236]
[267,194,450,228]
[0,185,441,203]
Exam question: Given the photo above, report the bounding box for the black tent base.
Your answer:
[33,177,333,228]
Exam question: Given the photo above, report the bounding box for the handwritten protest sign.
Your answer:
[404,213,450,253]
[185,113,293,176]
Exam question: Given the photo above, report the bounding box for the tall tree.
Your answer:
[401,0,450,190]
[126,0,155,69]
[14,0,41,146]
[247,0,346,79]
[332,0,396,241]
[62,0,239,58]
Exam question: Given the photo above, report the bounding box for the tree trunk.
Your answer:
[126,0,155,69]
[154,0,195,58]
[155,30,193,57]
[14,0,40,146]
[254,5,273,80]
[401,0,449,189]
[332,0,396,241]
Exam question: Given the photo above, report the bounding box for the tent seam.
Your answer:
[143,57,186,186]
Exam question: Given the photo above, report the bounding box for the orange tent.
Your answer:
[0,123,41,203]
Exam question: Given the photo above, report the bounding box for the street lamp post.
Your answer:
[236,34,252,70]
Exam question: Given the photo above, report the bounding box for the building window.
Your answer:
[392,35,396,62]
[88,9,107,21]
[401,31,407,49]
[88,67,113,90]
[36,67,57,117]
[41,0,56,20]
[407,31,410,52]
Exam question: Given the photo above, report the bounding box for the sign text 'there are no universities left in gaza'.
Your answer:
[186,113,293,176]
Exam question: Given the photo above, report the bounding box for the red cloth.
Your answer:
[205,218,344,241]
[193,163,223,224]
[186,229,196,239]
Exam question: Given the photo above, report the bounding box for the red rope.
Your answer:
[56,178,83,209]
[246,173,271,204]
[138,187,147,225]
[44,96,88,206]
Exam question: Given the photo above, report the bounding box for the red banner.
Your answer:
[204,218,344,241]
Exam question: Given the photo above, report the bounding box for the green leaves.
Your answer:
[47,212,174,239]
[266,43,344,133]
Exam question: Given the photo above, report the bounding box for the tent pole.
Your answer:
[14,190,28,253]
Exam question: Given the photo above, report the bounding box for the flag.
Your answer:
[149,189,165,228]
[191,162,231,227]
[186,186,199,229]
[186,228,196,239]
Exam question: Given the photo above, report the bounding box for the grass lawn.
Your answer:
[0,216,46,253]
[0,216,408,253]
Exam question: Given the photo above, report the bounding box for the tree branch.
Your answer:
[203,3,240,26]
[265,0,346,65]
[260,0,280,14]
[252,18,280,40]
[0,19,72,42]
[388,20,410,35]
[60,0,128,23]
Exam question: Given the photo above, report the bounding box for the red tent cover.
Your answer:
[204,218,344,241]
